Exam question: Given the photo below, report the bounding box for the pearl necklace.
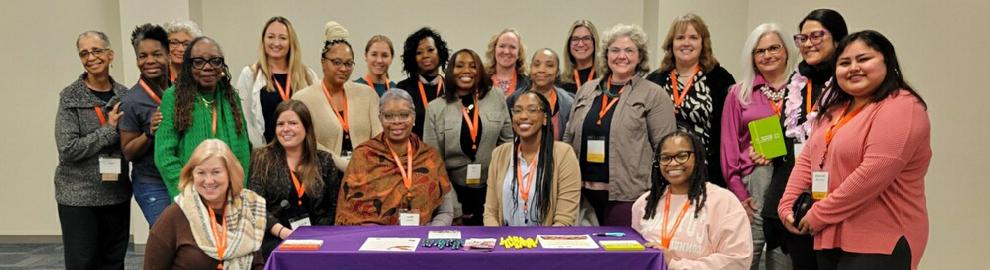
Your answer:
[760,84,785,101]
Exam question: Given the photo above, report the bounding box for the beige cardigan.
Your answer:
[482,141,582,226]
[293,81,382,171]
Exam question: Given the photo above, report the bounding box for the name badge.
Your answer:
[99,157,121,181]
[587,140,605,163]
[399,209,421,226]
[290,217,311,229]
[466,164,482,185]
[793,143,806,158]
[811,171,829,200]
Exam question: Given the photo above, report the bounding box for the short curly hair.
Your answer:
[401,27,450,77]
[599,24,651,76]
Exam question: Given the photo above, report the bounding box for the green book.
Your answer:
[598,240,646,251]
[748,115,787,159]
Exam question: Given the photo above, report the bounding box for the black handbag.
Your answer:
[792,191,814,227]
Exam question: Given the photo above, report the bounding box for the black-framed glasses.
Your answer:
[190,57,225,69]
[78,47,110,59]
[753,44,783,57]
[659,151,694,165]
[324,58,355,69]
[510,107,544,116]
[570,35,593,44]
[793,30,829,45]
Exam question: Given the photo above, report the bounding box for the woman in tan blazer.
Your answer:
[484,92,581,226]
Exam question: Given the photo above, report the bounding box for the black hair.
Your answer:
[818,30,927,122]
[401,27,450,76]
[443,49,493,101]
[799,9,848,42]
[173,36,242,135]
[130,23,169,54]
[643,131,708,219]
[322,39,353,59]
[509,92,555,223]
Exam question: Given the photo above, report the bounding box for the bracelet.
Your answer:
[277,227,286,236]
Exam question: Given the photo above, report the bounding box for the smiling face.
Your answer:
[77,35,114,76]
[659,136,696,188]
[365,41,393,76]
[606,36,639,79]
[530,50,558,89]
[276,110,306,150]
[264,21,290,60]
[379,98,414,144]
[835,40,887,101]
[672,24,702,66]
[511,93,547,140]
[136,39,168,80]
[189,39,223,88]
[322,44,354,85]
[452,51,479,91]
[753,33,788,79]
[415,37,439,74]
[569,26,595,63]
[797,20,835,65]
[168,31,192,65]
[495,32,520,70]
[193,157,230,207]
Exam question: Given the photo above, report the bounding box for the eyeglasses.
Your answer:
[753,44,783,57]
[510,107,543,115]
[169,40,191,49]
[78,47,110,59]
[325,58,355,69]
[190,57,225,69]
[381,111,413,122]
[659,151,694,165]
[570,35,593,44]
[606,47,637,56]
[793,30,829,45]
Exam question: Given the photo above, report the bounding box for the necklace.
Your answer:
[759,84,785,101]
[198,94,215,107]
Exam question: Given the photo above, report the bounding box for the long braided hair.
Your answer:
[509,92,555,223]
[642,131,708,219]
[173,36,243,135]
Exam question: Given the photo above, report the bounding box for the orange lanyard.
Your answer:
[417,79,443,109]
[207,207,227,269]
[169,66,177,83]
[669,65,700,109]
[515,145,539,213]
[547,89,558,115]
[94,106,107,126]
[494,72,517,96]
[824,103,866,147]
[364,74,390,90]
[597,78,625,125]
[273,73,292,101]
[138,79,161,104]
[461,94,480,150]
[574,69,595,89]
[288,168,305,207]
[386,139,415,193]
[321,82,349,134]
[210,100,217,137]
[806,80,816,113]
[660,191,691,249]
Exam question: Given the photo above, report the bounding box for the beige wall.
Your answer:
[2,0,987,268]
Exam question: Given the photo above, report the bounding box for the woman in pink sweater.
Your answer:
[632,131,753,269]
[778,30,930,270]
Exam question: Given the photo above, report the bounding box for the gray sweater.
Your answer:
[54,74,132,206]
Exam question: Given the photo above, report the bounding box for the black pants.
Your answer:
[57,202,130,270]
[453,184,486,226]
[764,216,818,270]
[817,236,911,270]
[582,188,633,226]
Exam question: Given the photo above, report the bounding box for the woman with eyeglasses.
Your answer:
[562,24,676,226]
[395,27,451,138]
[720,23,796,270]
[485,28,530,96]
[483,92,581,226]
[293,21,382,171]
[155,36,251,199]
[237,16,320,148]
[164,19,202,82]
[559,20,601,94]
[424,49,514,226]
[632,131,752,269]
[336,89,455,225]
[55,30,131,270]
[355,35,398,96]
[507,48,574,140]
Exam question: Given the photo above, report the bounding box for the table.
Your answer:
[264,226,665,270]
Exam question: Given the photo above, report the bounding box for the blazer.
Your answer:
[483,141,581,226]
[293,81,382,171]
[423,90,514,187]
[562,75,677,201]
[236,65,319,148]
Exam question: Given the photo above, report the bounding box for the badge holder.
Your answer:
[811,171,829,200]
[289,214,312,229]
[99,155,121,181]
[465,164,482,186]
[587,136,606,163]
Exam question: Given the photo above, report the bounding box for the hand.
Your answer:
[742,198,756,222]
[783,214,806,235]
[107,103,123,127]
[279,227,293,239]
[747,147,771,166]
[644,242,665,250]
[149,110,162,135]
[798,215,813,234]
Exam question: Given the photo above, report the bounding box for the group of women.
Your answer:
[54,8,930,270]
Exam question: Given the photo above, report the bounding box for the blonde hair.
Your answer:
[485,28,527,76]
[659,13,719,73]
[254,16,313,94]
[599,24,651,76]
[179,139,245,201]
[561,20,601,84]
[737,23,795,105]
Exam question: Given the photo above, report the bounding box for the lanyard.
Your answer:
[547,89,558,115]
[200,93,218,137]
[386,139,415,195]
[94,106,107,126]
[806,80,817,113]
[669,65,700,110]
[461,94,480,150]
[515,145,539,214]
[321,82,349,134]
[574,69,595,89]
[596,78,625,125]
[494,72,517,96]
[273,73,292,101]
[138,79,161,104]
[820,103,867,168]
[417,79,443,109]
[169,66,177,83]
[660,191,691,249]
[207,206,227,269]
[769,98,783,116]
[288,168,305,207]
[364,74,390,90]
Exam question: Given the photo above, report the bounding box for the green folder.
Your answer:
[748,115,787,159]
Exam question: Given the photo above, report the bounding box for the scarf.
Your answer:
[177,184,266,269]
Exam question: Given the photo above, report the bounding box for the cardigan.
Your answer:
[144,204,264,270]
[423,90,514,187]
[236,65,320,148]
[292,81,383,171]
[720,75,778,201]
[154,85,252,198]
[483,141,581,226]
[53,74,132,206]
[778,90,930,269]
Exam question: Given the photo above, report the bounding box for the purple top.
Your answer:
[720,75,777,200]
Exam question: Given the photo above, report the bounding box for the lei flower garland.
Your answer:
[783,69,832,142]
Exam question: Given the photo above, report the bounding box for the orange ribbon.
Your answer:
[669,65,700,110]
[515,145,539,214]
[207,206,227,269]
[574,69,595,89]
[660,191,691,249]
[596,78,625,125]
[321,82,349,134]
[138,79,161,104]
[460,94,480,150]
[273,73,292,101]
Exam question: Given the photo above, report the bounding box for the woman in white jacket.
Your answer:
[237,16,319,148]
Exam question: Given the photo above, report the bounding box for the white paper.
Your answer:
[466,164,482,185]
[281,239,323,246]
[358,237,420,252]
[399,211,420,226]
[99,157,121,174]
[428,230,462,239]
[290,217,311,229]
[465,238,497,249]
[812,171,829,200]
[537,234,600,249]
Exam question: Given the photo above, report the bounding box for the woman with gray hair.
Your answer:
[335,89,455,225]
[720,22,795,270]
[55,30,131,270]
[562,24,676,226]
[164,19,202,82]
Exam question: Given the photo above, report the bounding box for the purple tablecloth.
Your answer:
[264,226,665,270]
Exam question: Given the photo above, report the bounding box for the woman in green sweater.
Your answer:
[156,36,251,198]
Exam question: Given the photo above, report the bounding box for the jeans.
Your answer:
[132,177,171,227]
[746,166,792,270]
